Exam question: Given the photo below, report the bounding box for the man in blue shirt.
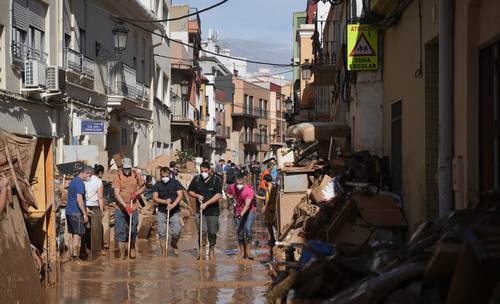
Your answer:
[66,165,93,261]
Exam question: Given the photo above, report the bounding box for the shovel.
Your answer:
[127,203,133,259]
[165,208,170,256]
[199,201,204,260]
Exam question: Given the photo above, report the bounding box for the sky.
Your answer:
[172,0,306,77]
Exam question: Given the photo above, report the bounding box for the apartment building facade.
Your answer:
[1,0,172,168]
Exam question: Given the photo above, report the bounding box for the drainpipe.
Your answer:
[438,0,454,218]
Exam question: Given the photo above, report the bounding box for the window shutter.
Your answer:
[12,0,28,31]
[28,0,46,31]
[63,0,71,35]
[72,0,86,30]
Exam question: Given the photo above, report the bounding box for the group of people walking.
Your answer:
[65,156,279,262]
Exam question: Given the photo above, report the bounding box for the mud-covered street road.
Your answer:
[48,208,272,303]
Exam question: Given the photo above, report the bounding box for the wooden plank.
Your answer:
[44,139,58,286]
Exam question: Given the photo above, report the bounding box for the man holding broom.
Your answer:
[188,161,222,261]
[112,158,145,259]
[152,167,184,257]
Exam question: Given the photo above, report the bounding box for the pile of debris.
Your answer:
[267,148,500,303]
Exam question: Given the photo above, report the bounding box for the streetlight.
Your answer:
[284,97,293,114]
[112,22,129,55]
[180,80,190,96]
[301,59,313,82]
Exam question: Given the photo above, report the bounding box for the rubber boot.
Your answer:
[118,242,127,260]
[129,240,136,259]
[198,245,206,260]
[238,242,246,260]
[209,246,216,261]
[160,240,166,257]
[171,238,179,257]
[245,240,254,260]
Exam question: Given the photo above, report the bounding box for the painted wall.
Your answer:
[453,0,500,209]
[382,0,438,229]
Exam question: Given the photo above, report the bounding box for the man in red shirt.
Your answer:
[226,174,256,260]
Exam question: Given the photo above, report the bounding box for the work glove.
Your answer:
[130,192,138,201]
[126,205,133,216]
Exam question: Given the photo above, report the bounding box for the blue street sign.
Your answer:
[81,120,105,134]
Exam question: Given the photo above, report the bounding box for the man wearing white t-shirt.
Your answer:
[83,164,105,257]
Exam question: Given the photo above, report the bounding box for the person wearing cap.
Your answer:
[66,165,93,261]
[112,157,145,259]
[226,173,256,260]
[152,167,184,257]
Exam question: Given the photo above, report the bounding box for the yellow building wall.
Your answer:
[382,0,438,229]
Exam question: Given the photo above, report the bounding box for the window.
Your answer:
[29,26,44,52]
[244,94,248,113]
[121,128,128,146]
[12,27,27,44]
[163,74,169,105]
[264,100,268,118]
[78,29,86,55]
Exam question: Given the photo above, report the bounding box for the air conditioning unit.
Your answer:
[46,66,66,92]
[24,60,46,88]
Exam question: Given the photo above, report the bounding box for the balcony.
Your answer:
[239,133,259,145]
[216,125,230,139]
[11,41,47,69]
[315,41,338,67]
[232,105,259,118]
[106,62,150,109]
[171,99,196,125]
[64,48,95,79]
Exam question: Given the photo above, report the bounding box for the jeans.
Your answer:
[195,213,219,247]
[234,211,255,244]
[157,211,183,241]
[114,208,138,242]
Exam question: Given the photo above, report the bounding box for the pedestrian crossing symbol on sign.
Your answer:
[347,24,378,71]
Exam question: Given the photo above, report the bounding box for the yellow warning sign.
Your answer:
[347,24,378,71]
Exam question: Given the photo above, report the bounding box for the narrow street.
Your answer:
[48,208,271,304]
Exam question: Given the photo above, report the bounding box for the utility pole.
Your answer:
[438,0,454,218]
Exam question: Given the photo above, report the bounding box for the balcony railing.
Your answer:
[315,41,338,66]
[232,105,259,118]
[171,99,196,123]
[107,62,150,107]
[240,133,259,144]
[11,41,48,68]
[216,126,230,139]
[65,48,95,79]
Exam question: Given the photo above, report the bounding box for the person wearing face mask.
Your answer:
[112,158,145,259]
[152,167,184,257]
[188,161,222,260]
[226,174,256,260]
[66,166,93,261]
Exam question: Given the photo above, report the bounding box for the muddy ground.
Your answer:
[47,208,272,303]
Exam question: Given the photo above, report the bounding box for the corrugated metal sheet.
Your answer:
[12,0,29,31]
[28,0,46,31]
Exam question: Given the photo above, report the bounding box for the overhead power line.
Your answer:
[122,0,229,22]
[124,19,296,67]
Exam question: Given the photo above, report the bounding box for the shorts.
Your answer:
[67,214,86,236]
